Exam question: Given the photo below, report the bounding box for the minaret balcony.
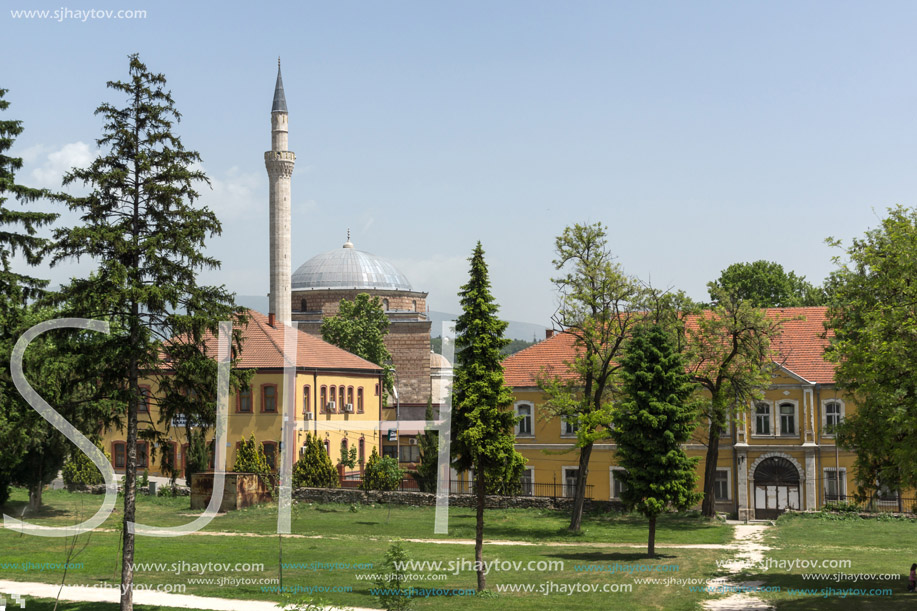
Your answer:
[264,150,296,162]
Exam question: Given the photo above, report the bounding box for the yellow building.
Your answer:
[100,310,384,481]
[503,307,889,520]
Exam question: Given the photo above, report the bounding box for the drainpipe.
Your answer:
[815,383,822,507]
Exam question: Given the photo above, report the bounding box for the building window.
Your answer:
[520,467,534,496]
[779,402,796,436]
[238,389,252,413]
[561,415,579,437]
[383,299,389,311]
[610,467,627,500]
[824,468,846,501]
[714,468,730,501]
[412,300,417,312]
[300,298,307,312]
[302,385,311,418]
[823,400,844,435]
[877,476,899,503]
[262,385,277,413]
[320,386,328,412]
[138,386,151,413]
[347,387,354,410]
[262,441,276,471]
[754,402,771,435]
[382,445,397,459]
[339,386,345,410]
[375,383,380,396]
[399,444,420,463]
[136,442,149,469]
[515,403,533,437]
[113,441,126,469]
[324,439,330,456]
[563,467,579,498]
[357,387,364,413]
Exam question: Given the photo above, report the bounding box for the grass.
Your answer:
[739,512,917,610]
[0,488,731,610]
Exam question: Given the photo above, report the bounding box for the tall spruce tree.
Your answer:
[0,88,60,506]
[451,242,525,591]
[612,323,701,558]
[47,55,245,611]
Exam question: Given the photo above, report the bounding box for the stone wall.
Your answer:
[293,486,622,512]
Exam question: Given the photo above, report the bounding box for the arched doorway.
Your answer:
[753,457,800,519]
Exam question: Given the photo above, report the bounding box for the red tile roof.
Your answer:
[199,310,382,372]
[504,306,834,387]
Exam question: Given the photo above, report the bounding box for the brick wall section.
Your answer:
[291,288,432,405]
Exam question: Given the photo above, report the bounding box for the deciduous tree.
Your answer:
[708,260,825,307]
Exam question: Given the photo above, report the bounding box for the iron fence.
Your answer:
[338,477,594,500]
[823,493,917,514]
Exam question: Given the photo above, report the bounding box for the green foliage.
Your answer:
[338,441,357,469]
[539,222,645,532]
[362,447,403,491]
[684,285,787,516]
[234,434,272,486]
[708,260,826,307]
[612,324,701,556]
[451,242,525,485]
[373,542,414,611]
[408,398,439,493]
[826,206,917,497]
[321,292,394,402]
[292,434,338,489]
[138,469,149,490]
[61,443,108,490]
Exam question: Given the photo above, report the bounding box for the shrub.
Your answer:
[362,447,403,491]
[374,542,414,611]
[292,434,338,488]
[234,433,274,495]
[61,443,109,491]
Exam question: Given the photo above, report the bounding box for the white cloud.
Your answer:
[198,165,262,221]
[27,141,98,190]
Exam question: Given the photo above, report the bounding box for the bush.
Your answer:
[362,447,403,491]
[292,434,338,488]
[234,433,274,495]
[374,542,414,611]
[61,443,109,491]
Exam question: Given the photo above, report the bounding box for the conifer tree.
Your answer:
[451,242,525,591]
[612,323,701,557]
[47,55,245,611]
[408,397,438,493]
[292,434,338,488]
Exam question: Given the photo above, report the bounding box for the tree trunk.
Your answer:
[475,467,486,592]
[701,420,721,518]
[648,515,656,558]
[121,320,140,610]
[28,483,42,512]
[569,441,593,532]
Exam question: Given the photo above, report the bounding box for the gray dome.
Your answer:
[292,241,413,291]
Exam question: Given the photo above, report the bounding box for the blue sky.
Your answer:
[3,1,915,324]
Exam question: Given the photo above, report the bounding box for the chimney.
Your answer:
[268,313,276,328]
[545,329,555,339]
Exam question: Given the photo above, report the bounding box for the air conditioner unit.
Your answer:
[327,401,336,412]
[409,438,417,446]
[344,403,354,413]
[303,412,313,421]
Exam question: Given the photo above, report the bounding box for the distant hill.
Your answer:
[233,297,550,342]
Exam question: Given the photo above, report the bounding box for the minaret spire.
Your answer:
[265,60,295,326]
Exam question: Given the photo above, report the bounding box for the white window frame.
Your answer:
[562,466,579,498]
[823,468,847,502]
[514,401,534,438]
[714,467,732,501]
[520,466,534,496]
[752,401,773,437]
[777,400,799,437]
[821,399,845,437]
[609,467,627,500]
[560,415,579,438]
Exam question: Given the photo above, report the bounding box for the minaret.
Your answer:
[265,58,295,326]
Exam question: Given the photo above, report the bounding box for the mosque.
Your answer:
[264,61,445,464]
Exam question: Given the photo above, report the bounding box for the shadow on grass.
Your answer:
[1,500,71,519]
[549,551,678,562]
[742,571,910,610]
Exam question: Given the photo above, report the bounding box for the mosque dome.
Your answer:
[291,239,413,292]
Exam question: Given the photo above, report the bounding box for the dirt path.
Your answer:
[701,523,773,611]
[0,579,374,611]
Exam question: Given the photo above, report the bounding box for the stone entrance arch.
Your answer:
[751,455,802,519]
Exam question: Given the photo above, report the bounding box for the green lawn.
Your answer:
[0,488,731,610]
[742,512,917,610]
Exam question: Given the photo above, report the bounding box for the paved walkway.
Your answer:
[0,580,374,611]
[701,522,774,611]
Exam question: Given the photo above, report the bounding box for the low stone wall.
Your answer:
[293,486,621,512]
